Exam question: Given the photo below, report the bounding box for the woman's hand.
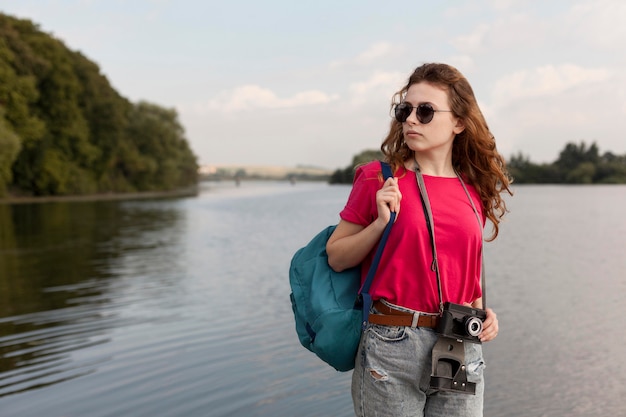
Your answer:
[479,308,498,342]
[375,177,401,225]
[327,176,401,272]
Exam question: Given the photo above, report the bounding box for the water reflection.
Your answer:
[3,184,626,416]
[0,199,187,397]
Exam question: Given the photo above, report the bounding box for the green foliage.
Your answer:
[329,149,384,184]
[595,152,626,183]
[0,13,198,197]
[555,142,599,171]
[509,141,626,184]
[123,102,198,191]
[507,152,561,184]
[0,113,21,196]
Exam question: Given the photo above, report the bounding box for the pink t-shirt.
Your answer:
[340,161,485,313]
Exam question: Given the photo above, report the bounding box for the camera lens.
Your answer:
[465,317,483,337]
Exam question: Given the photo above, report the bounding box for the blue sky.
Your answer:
[2,0,625,169]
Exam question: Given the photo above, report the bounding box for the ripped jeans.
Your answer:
[352,322,485,417]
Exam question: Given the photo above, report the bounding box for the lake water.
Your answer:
[1,181,625,417]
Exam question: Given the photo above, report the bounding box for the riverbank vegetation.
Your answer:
[507,141,626,184]
[330,141,626,185]
[0,14,198,198]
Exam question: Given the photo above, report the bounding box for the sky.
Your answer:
[2,0,626,170]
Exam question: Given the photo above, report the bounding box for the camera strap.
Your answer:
[413,159,486,312]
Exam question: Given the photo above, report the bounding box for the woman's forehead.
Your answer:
[404,82,449,104]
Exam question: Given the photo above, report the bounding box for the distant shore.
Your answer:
[0,186,199,205]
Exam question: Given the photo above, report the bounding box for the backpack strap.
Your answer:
[358,160,396,329]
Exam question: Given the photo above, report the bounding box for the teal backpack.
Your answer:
[289,161,395,371]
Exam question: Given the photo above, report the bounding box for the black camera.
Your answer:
[435,302,487,344]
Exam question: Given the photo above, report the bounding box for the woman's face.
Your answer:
[401,82,464,159]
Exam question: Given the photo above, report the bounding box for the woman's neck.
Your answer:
[409,153,456,177]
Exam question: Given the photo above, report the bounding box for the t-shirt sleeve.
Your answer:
[339,163,381,227]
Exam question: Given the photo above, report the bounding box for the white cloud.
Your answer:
[491,64,611,107]
[445,55,476,73]
[203,84,340,112]
[451,1,626,58]
[330,41,404,69]
[488,0,519,10]
[452,24,491,52]
[564,0,626,48]
[451,12,551,55]
[348,71,406,104]
[355,42,398,64]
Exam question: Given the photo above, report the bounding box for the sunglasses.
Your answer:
[394,102,452,124]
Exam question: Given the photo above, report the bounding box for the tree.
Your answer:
[329,149,384,184]
[555,141,599,172]
[507,152,531,183]
[71,51,133,190]
[566,162,595,184]
[0,114,21,196]
[123,102,197,190]
[595,152,626,183]
[0,13,198,197]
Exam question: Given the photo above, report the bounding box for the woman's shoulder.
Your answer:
[353,160,386,183]
[355,161,382,178]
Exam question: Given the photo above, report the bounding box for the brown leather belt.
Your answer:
[368,301,439,328]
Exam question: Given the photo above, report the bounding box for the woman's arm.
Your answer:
[326,219,386,272]
[326,177,401,272]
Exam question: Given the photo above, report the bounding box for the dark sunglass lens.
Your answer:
[394,103,411,122]
[416,104,435,124]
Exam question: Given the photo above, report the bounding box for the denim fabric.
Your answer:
[352,321,485,417]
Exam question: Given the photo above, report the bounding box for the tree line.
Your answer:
[0,14,198,198]
[329,141,626,185]
[507,141,626,184]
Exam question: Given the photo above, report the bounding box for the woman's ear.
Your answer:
[453,118,465,135]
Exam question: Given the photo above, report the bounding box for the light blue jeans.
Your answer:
[352,319,485,417]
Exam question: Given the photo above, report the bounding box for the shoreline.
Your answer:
[0,186,199,205]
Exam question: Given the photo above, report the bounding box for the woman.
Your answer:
[326,63,512,417]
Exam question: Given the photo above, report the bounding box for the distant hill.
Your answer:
[198,164,333,181]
